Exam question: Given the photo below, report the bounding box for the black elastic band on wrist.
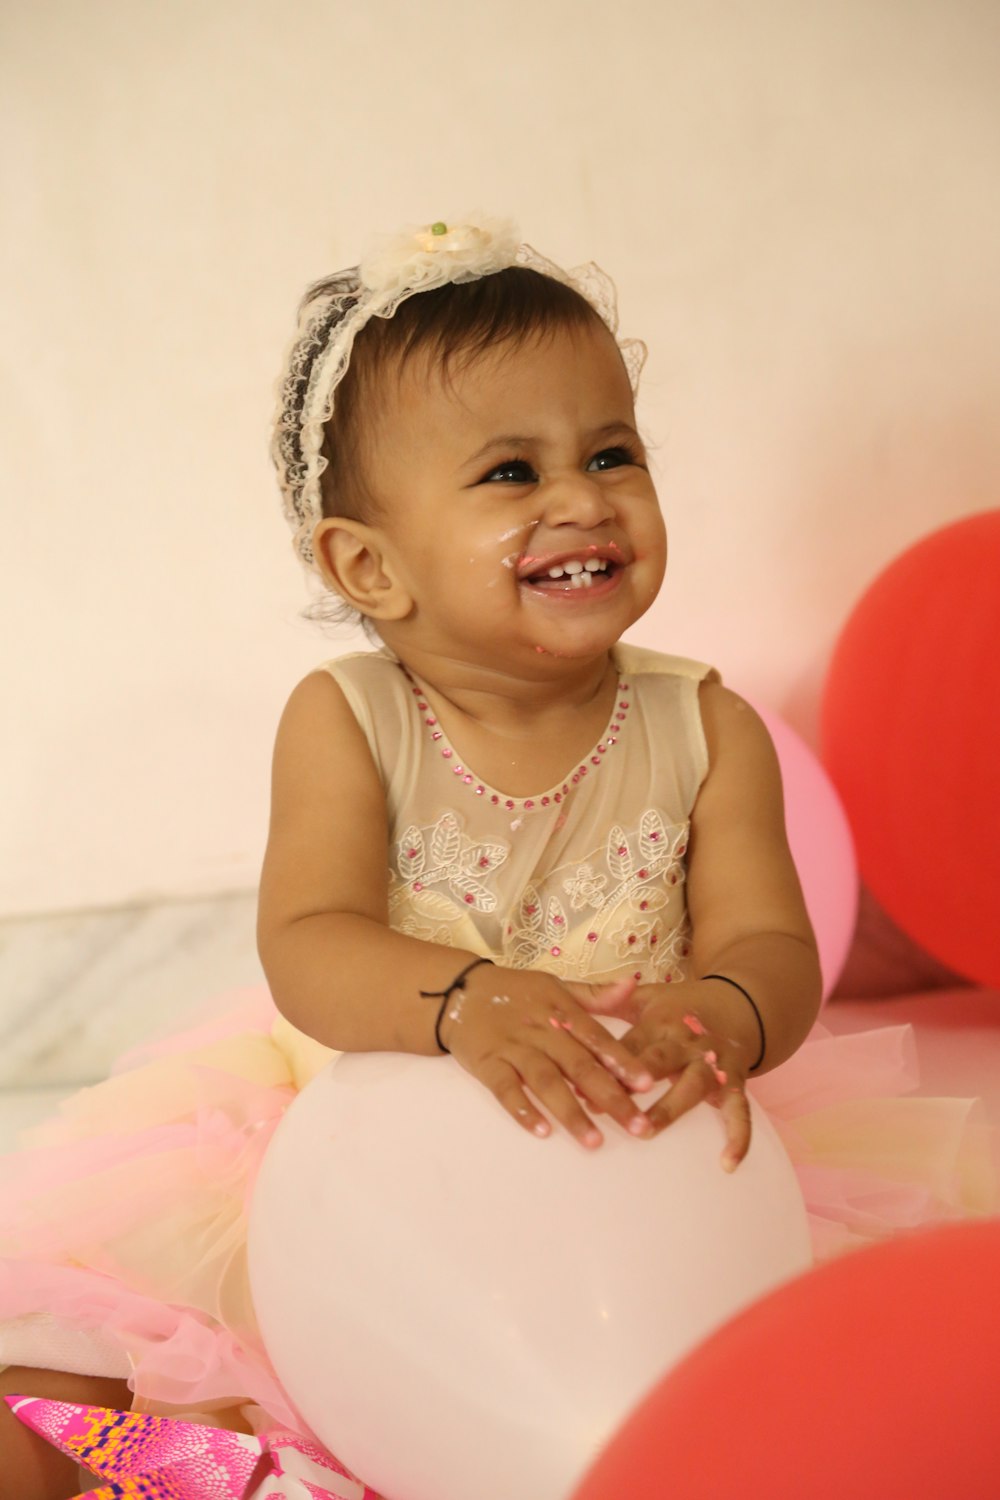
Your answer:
[700,973,766,1071]
[419,957,496,1054]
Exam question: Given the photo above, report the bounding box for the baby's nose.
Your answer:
[541,471,616,528]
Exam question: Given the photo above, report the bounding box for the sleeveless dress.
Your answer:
[0,644,994,1449]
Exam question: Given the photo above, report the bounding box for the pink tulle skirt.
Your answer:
[1,987,995,1450]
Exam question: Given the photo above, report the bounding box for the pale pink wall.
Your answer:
[3,0,998,914]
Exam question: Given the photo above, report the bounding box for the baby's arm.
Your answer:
[605,682,823,1166]
[257,671,653,1146]
[683,681,823,1067]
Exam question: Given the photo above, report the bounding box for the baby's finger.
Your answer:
[514,1050,605,1149]
[556,1008,654,1093]
[545,1035,654,1139]
[719,1083,753,1172]
[641,1056,715,1135]
[564,976,641,1024]
[621,1024,691,1080]
[478,1058,551,1139]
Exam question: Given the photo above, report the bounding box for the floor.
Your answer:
[0,889,263,1152]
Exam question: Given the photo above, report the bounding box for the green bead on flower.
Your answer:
[430,221,448,236]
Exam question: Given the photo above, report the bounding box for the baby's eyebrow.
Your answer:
[466,435,533,465]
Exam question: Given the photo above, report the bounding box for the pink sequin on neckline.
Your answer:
[403,668,631,812]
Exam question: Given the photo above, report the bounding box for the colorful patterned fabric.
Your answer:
[4,1394,380,1499]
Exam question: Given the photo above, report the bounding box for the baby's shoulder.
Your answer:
[614,642,721,686]
[313,646,401,689]
[307,647,408,718]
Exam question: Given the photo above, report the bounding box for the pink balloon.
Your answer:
[249,1047,811,1500]
[751,704,858,1002]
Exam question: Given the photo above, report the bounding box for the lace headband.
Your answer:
[270,213,647,572]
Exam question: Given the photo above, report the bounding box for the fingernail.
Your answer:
[534,1121,550,1137]
[629,1115,652,1136]
[705,1051,727,1086]
[584,1128,603,1148]
[722,1153,738,1172]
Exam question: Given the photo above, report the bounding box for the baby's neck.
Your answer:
[391,642,618,736]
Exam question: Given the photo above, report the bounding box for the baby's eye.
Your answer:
[480,459,538,484]
[587,446,638,472]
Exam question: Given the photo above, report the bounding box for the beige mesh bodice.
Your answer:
[324,643,719,986]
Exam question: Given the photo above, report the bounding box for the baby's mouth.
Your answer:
[518,539,629,590]
[523,557,618,590]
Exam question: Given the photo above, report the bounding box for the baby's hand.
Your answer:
[577,979,754,1171]
[437,969,655,1149]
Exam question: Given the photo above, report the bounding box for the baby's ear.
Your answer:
[312,517,413,621]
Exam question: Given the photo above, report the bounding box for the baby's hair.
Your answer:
[302,267,612,633]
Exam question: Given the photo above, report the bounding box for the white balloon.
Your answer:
[249,1049,811,1500]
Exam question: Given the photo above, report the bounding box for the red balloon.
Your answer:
[820,510,1000,988]
[572,1220,1000,1500]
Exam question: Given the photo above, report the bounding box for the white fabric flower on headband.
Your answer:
[359,213,522,299]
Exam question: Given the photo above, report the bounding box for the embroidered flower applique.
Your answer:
[607,913,692,979]
[650,921,694,982]
[562,862,608,910]
[611,917,658,958]
[390,813,509,924]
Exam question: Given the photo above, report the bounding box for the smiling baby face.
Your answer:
[314,318,666,676]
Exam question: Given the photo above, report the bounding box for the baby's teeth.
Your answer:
[570,570,593,588]
[539,557,607,583]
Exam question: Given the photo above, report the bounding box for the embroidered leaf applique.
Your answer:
[639,809,670,861]
[431,813,462,867]
[465,843,507,877]
[504,884,550,968]
[397,826,426,880]
[545,895,569,942]
[607,825,633,883]
[518,886,543,929]
[450,871,497,912]
[629,883,668,913]
[411,888,460,921]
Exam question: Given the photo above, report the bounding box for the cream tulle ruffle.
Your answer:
[748,1023,995,1258]
[0,989,995,1442]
